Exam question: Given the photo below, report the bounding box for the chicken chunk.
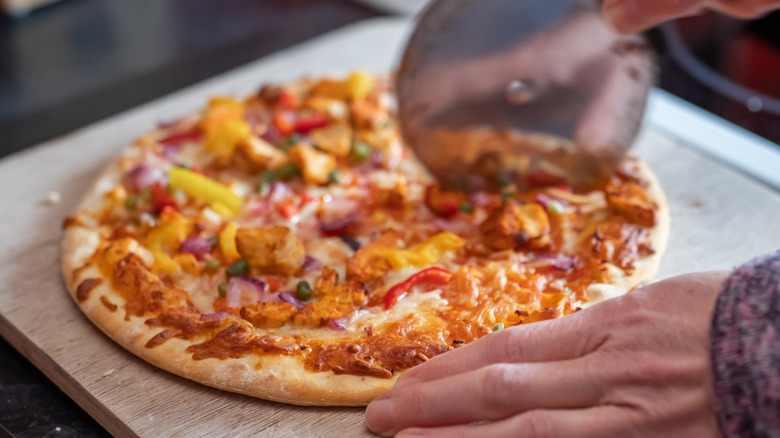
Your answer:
[479,202,550,251]
[287,144,337,186]
[240,302,297,329]
[235,226,305,277]
[294,267,367,327]
[605,178,656,227]
[231,137,287,173]
[310,122,352,157]
[346,231,398,282]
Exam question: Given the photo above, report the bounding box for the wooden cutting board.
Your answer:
[1,18,779,438]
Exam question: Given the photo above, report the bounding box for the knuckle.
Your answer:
[480,364,521,410]
[497,327,529,362]
[518,411,558,438]
[399,385,429,417]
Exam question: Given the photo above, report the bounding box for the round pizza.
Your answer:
[61,72,669,406]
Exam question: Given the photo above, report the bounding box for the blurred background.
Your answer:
[0,0,777,436]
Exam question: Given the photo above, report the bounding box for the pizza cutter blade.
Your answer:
[396,0,657,192]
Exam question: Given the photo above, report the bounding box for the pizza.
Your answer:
[61,71,669,406]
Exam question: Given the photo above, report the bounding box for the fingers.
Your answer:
[366,359,605,436]
[709,0,778,18]
[395,311,606,388]
[393,406,637,438]
[602,0,705,33]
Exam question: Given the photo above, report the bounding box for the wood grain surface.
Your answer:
[1,18,779,438]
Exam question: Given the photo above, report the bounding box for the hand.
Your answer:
[365,271,729,437]
[602,0,780,33]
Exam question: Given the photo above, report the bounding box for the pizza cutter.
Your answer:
[396,0,658,192]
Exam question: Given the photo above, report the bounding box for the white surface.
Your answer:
[647,89,780,191]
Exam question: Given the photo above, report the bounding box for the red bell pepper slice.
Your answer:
[527,171,568,189]
[151,183,178,214]
[383,267,453,310]
[278,203,299,219]
[273,111,295,137]
[293,114,330,134]
[159,130,203,146]
[277,89,300,110]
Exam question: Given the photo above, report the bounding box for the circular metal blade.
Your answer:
[396,0,657,192]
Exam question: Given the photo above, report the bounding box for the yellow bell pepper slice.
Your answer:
[346,71,374,100]
[204,118,252,157]
[146,210,191,273]
[169,167,243,217]
[219,222,241,259]
[385,232,465,270]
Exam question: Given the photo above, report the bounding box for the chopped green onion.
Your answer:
[218,282,228,297]
[176,163,189,169]
[351,142,372,163]
[563,287,574,296]
[284,133,301,148]
[140,187,153,203]
[547,200,564,215]
[495,172,511,187]
[328,169,340,185]
[225,259,248,277]
[296,280,313,301]
[205,259,221,270]
[125,196,139,211]
[459,202,474,214]
[256,180,270,194]
[501,192,514,204]
[276,163,300,180]
[206,236,219,247]
[493,323,504,331]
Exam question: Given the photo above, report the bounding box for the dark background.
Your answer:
[0,0,778,436]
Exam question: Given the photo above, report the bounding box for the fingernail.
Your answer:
[365,398,395,436]
[603,1,643,34]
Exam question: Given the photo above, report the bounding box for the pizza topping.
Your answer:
[225,275,267,308]
[351,142,373,164]
[225,260,249,278]
[425,185,465,218]
[241,302,297,328]
[218,222,241,259]
[235,226,305,277]
[168,167,243,217]
[479,202,550,251]
[310,122,352,157]
[147,209,191,272]
[293,267,367,327]
[346,231,398,282]
[231,137,287,173]
[150,183,177,214]
[605,178,656,227]
[279,291,305,309]
[385,232,465,270]
[123,165,166,193]
[296,280,314,301]
[383,267,453,310]
[287,144,337,186]
[180,236,212,260]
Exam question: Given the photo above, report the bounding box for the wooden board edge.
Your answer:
[0,313,139,438]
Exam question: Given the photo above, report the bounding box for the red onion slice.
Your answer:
[319,211,360,237]
[226,276,268,307]
[180,236,212,260]
[433,218,473,235]
[536,193,570,208]
[279,292,304,309]
[326,317,347,331]
[267,182,294,203]
[301,255,322,273]
[123,165,166,192]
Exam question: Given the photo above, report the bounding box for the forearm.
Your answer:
[711,250,780,437]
